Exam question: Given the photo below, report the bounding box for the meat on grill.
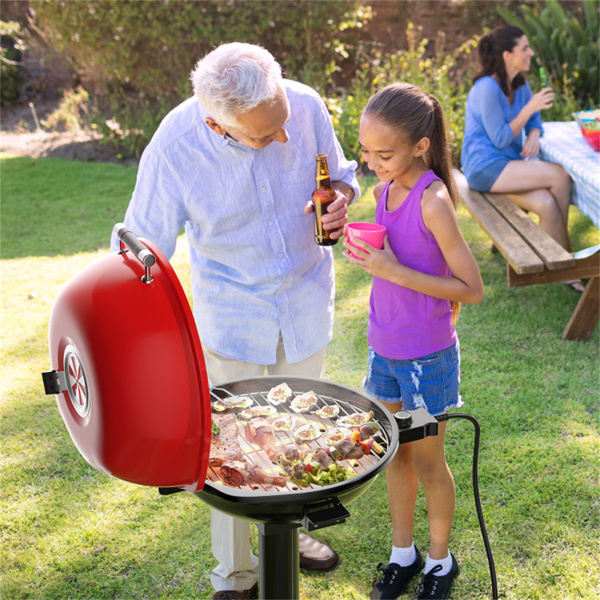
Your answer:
[333,439,365,460]
[209,413,243,467]
[246,418,282,462]
[220,460,287,487]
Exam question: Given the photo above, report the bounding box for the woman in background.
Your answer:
[461,26,577,283]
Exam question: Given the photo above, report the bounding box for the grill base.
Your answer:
[256,522,299,600]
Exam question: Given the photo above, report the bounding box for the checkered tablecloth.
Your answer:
[540,121,600,228]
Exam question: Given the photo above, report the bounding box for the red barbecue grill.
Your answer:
[42,225,440,600]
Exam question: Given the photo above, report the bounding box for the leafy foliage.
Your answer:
[496,0,599,108]
[1,21,24,105]
[31,0,371,156]
[40,86,92,131]
[327,24,478,168]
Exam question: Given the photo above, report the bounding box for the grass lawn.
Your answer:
[1,155,599,599]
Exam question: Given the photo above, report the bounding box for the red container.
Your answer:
[581,126,600,152]
[44,231,212,491]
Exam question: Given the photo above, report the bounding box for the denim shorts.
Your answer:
[467,159,508,192]
[363,342,463,416]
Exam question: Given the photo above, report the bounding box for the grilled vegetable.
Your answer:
[348,425,384,455]
[279,448,354,487]
[359,438,383,455]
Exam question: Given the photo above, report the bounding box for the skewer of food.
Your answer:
[329,423,385,460]
[279,447,354,488]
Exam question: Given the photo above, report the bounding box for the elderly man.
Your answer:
[113,43,359,599]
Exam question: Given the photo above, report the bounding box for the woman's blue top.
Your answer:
[461,76,544,186]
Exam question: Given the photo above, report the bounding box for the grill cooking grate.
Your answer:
[207,387,391,493]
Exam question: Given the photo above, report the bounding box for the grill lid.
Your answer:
[43,225,212,492]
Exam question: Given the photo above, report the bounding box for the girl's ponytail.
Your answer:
[425,94,461,324]
[425,93,458,209]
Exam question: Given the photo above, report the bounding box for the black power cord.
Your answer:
[435,412,498,600]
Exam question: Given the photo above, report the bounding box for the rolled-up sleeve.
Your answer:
[110,150,187,259]
[476,79,515,149]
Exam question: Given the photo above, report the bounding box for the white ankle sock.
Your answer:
[424,552,452,576]
[389,543,417,567]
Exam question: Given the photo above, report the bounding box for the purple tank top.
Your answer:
[368,170,457,360]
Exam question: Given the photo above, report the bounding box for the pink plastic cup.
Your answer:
[345,222,386,260]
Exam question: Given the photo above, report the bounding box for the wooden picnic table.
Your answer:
[455,154,599,341]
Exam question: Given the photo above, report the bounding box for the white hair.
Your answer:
[191,42,283,129]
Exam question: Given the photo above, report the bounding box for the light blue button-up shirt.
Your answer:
[113,79,359,364]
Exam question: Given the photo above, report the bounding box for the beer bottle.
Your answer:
[539,67,549,88]
[312,153,337,246]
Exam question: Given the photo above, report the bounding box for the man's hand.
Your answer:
[304,184,352,240]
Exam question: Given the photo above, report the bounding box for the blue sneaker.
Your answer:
[416,553,459,599]
[370,547,425,599]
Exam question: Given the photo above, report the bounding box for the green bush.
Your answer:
[497,0,599,108]
[327,24,478,168]
[31,0,371,157]
[1,21,24,105]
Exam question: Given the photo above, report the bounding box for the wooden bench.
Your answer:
[453,169,599,341]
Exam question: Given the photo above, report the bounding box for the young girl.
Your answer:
[343,83,484,600]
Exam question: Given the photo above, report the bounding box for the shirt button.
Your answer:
[268,221,273,227]
[278,252,284,258]
[280,308,285,313]
[261,186,267,192]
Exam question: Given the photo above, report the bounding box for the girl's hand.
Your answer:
[521,128,541,159]
[526,87,554,113]
[342,235,400,279]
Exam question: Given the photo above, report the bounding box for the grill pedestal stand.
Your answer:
[256,522,300,600]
